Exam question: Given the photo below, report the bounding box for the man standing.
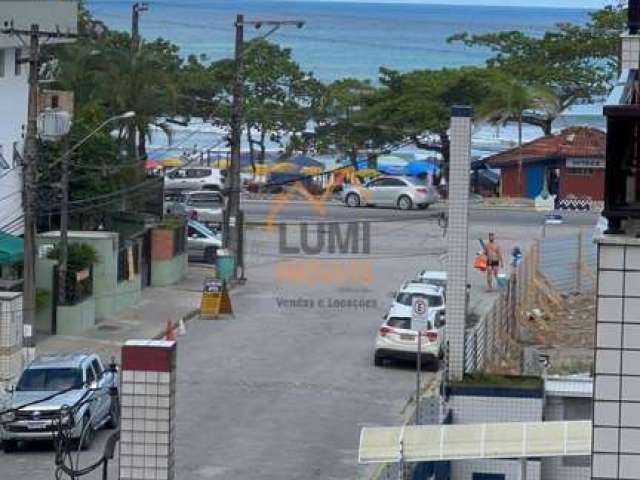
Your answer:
[485,232,503,291]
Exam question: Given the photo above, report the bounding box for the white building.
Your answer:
[0,0,77,234]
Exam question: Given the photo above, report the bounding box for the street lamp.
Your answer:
[46,111,135,314]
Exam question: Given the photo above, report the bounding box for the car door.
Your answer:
[365,178,387,205]
[91,358,111,423]
[187,224,207,259]
[83,363,102,425]
[385,178,408,206]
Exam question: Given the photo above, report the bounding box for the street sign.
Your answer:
[411,297,428,326]
[200,278,233,319]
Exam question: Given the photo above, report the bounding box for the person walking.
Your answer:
[484,232,503,291]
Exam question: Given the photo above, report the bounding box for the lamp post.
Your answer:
[42,111,135,311]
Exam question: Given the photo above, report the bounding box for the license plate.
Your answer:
[26,422,47,430]
[400,334,415,341]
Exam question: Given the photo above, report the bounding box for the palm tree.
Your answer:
[479,75,559,191]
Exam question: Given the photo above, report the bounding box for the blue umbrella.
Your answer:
[406,160,438,176]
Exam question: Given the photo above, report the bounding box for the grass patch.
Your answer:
[451,373,543,390]
[156,215,186,230]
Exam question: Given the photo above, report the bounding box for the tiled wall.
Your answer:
[0,292,23,383]
[447,107,473,381]
[120,340,176,480]
[592,239,640,480]
[621,34,640,71]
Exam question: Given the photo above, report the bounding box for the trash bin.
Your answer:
[216,249,235,282]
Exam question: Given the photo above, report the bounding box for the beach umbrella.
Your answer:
[270,162,298,173]
[405,161,433,176]
[145,159,160,170]
[300,166,323,176]
[356,168,380,178]
[214,158,231,169]
[163,158,183,168]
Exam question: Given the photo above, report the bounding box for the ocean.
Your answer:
[87,0,591,82]
[85,0,602,158]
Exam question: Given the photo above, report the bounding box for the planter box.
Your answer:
[151,227,185,262]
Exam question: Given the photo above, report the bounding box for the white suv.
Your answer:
[374,304,443,368]
[391,281,445,319]
[165,167,222,191]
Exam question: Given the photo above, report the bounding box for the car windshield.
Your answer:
[424,279,446,288]
[190,221,219,239]
[17,368,83,391]
[188,194,223,207]
[395,292,443,307]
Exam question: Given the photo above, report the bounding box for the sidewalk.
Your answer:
[35,265,211,361]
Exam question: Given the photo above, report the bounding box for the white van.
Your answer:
[165,167,222,191]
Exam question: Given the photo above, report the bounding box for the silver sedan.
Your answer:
[341,176,437,210]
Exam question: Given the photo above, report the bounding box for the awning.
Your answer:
[0,231,24,265]
[358,420,592,464]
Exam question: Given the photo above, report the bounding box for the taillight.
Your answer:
[416,187,428,193]
[379,326,394,337]
[425,331,438,342]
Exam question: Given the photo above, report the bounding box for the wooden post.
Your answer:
[576,230,583,294]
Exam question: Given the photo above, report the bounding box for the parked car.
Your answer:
[341,176,437,210]
[163,189,186,215]
[414,270,447,292]
[164,167,223,191]
[172,191,225,225]
[1,353,118,452]
[391,281,445,318]
[187,220,222,263]
[374,304,443,368]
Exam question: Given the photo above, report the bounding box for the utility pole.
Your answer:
[129,2,147,163]
[0,24,77,331]
[22,25,40,332]
[223,16,304,281]
[131,2,148,53]
[58,136,70,308]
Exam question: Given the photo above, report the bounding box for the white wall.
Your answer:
[0,45,26,234]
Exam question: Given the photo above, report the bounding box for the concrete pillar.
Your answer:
[0,292,23,388]
[120,340,177,480]
[621,33,640,71]
[592,236,640,480]
[446,105,473,381]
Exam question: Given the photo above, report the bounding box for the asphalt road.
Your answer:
[241,199,599,227]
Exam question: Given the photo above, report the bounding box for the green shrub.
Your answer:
[47,243,99,272]
[157,215,186,230]
[36,289,50,312]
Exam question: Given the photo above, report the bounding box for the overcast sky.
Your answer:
[308,0,614,8]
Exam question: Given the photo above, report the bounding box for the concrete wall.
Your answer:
[151,254,187,287]
[56,296,95,335]
[0,45,26,233]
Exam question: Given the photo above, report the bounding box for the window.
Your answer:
[395,292,443,307]
[16,368,83,391]
[91,359,103,378]
[0,50,5,77]
[14,48,21,76]
[186,168,211,178]
[85,365,96,385]
[187,193,223,207]
[387,317,411,329]
[188,226,205,238]
[385,178,406,187]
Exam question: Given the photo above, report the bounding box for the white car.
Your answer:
[391,281,446,319]
[164,167,223,191]
[415,270,447,292]
[374,304,443,368]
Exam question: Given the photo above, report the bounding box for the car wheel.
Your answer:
[397,195,413,210]
[346,193,360,207]
[374,352,384,367]
[80,414,95,450]
[204,247,217,264]
[2,440,18,453]
[106,397,119,429]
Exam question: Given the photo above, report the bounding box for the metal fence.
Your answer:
[538,231,596,295]
[463,242,539,374]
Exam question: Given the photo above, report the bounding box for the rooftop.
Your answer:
[485,127,605,168]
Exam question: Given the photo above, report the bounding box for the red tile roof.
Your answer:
[485,127,605,168]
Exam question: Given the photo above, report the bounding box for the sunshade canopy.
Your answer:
[162,158,183,167]
[359,420,592,464]
[0,231,24,265]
